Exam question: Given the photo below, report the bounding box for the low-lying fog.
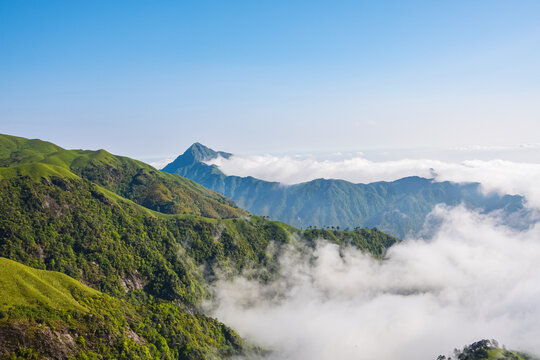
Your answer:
[207,206,540,359]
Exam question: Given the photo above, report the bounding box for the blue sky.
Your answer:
[1,1,539,159]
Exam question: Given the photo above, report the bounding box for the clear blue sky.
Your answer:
[1,1,539,158]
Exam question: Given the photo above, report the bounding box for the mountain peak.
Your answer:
[190,142,207,149]
[162,143,232,171]
[188,142,214,157]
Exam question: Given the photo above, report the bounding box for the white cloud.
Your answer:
[209,206,540,359]
[207,155,540,207]
[147,158,174,170]
[434,160,540,208]
[207,154,441,184]
[453,143,540,151]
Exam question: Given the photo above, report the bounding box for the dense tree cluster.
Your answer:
[436,339,534,360]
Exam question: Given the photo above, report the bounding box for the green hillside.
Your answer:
[0,257,98,312]
[0,134,246,219]
[0,134,400,358]
[0,257,248,359]
[0,174,397,305]
[163,143,526,238]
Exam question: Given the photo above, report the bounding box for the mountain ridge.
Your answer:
[0,133,399,358]
[162,143,526,238]
[0,134,246,219]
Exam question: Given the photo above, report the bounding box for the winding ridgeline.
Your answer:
[163,143,526,238]
[0,134,398,359]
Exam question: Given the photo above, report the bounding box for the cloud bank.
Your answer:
[208,155,540,207]
[148,158,174,170]
[209,206,540,359]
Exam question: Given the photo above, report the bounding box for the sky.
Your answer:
[1,1,540,159]
[3,3,540,357]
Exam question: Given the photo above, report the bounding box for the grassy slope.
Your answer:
[487,348,529,359]
[0,257,247,360]
[0,134,246,219]
[0,257,98,312]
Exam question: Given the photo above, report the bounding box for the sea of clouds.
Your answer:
[208,206,540,359]
[203,153,540,359]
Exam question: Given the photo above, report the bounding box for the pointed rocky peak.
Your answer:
[162,143,232,172]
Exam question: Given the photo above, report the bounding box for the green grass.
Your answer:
[0,133,62,162]
[0,133,247,219]
[0,257,98,312]
[0,162,79,181]
[0,258,249,359]
[486,348,531,360]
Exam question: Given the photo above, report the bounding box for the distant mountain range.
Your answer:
[163,143,527,238]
